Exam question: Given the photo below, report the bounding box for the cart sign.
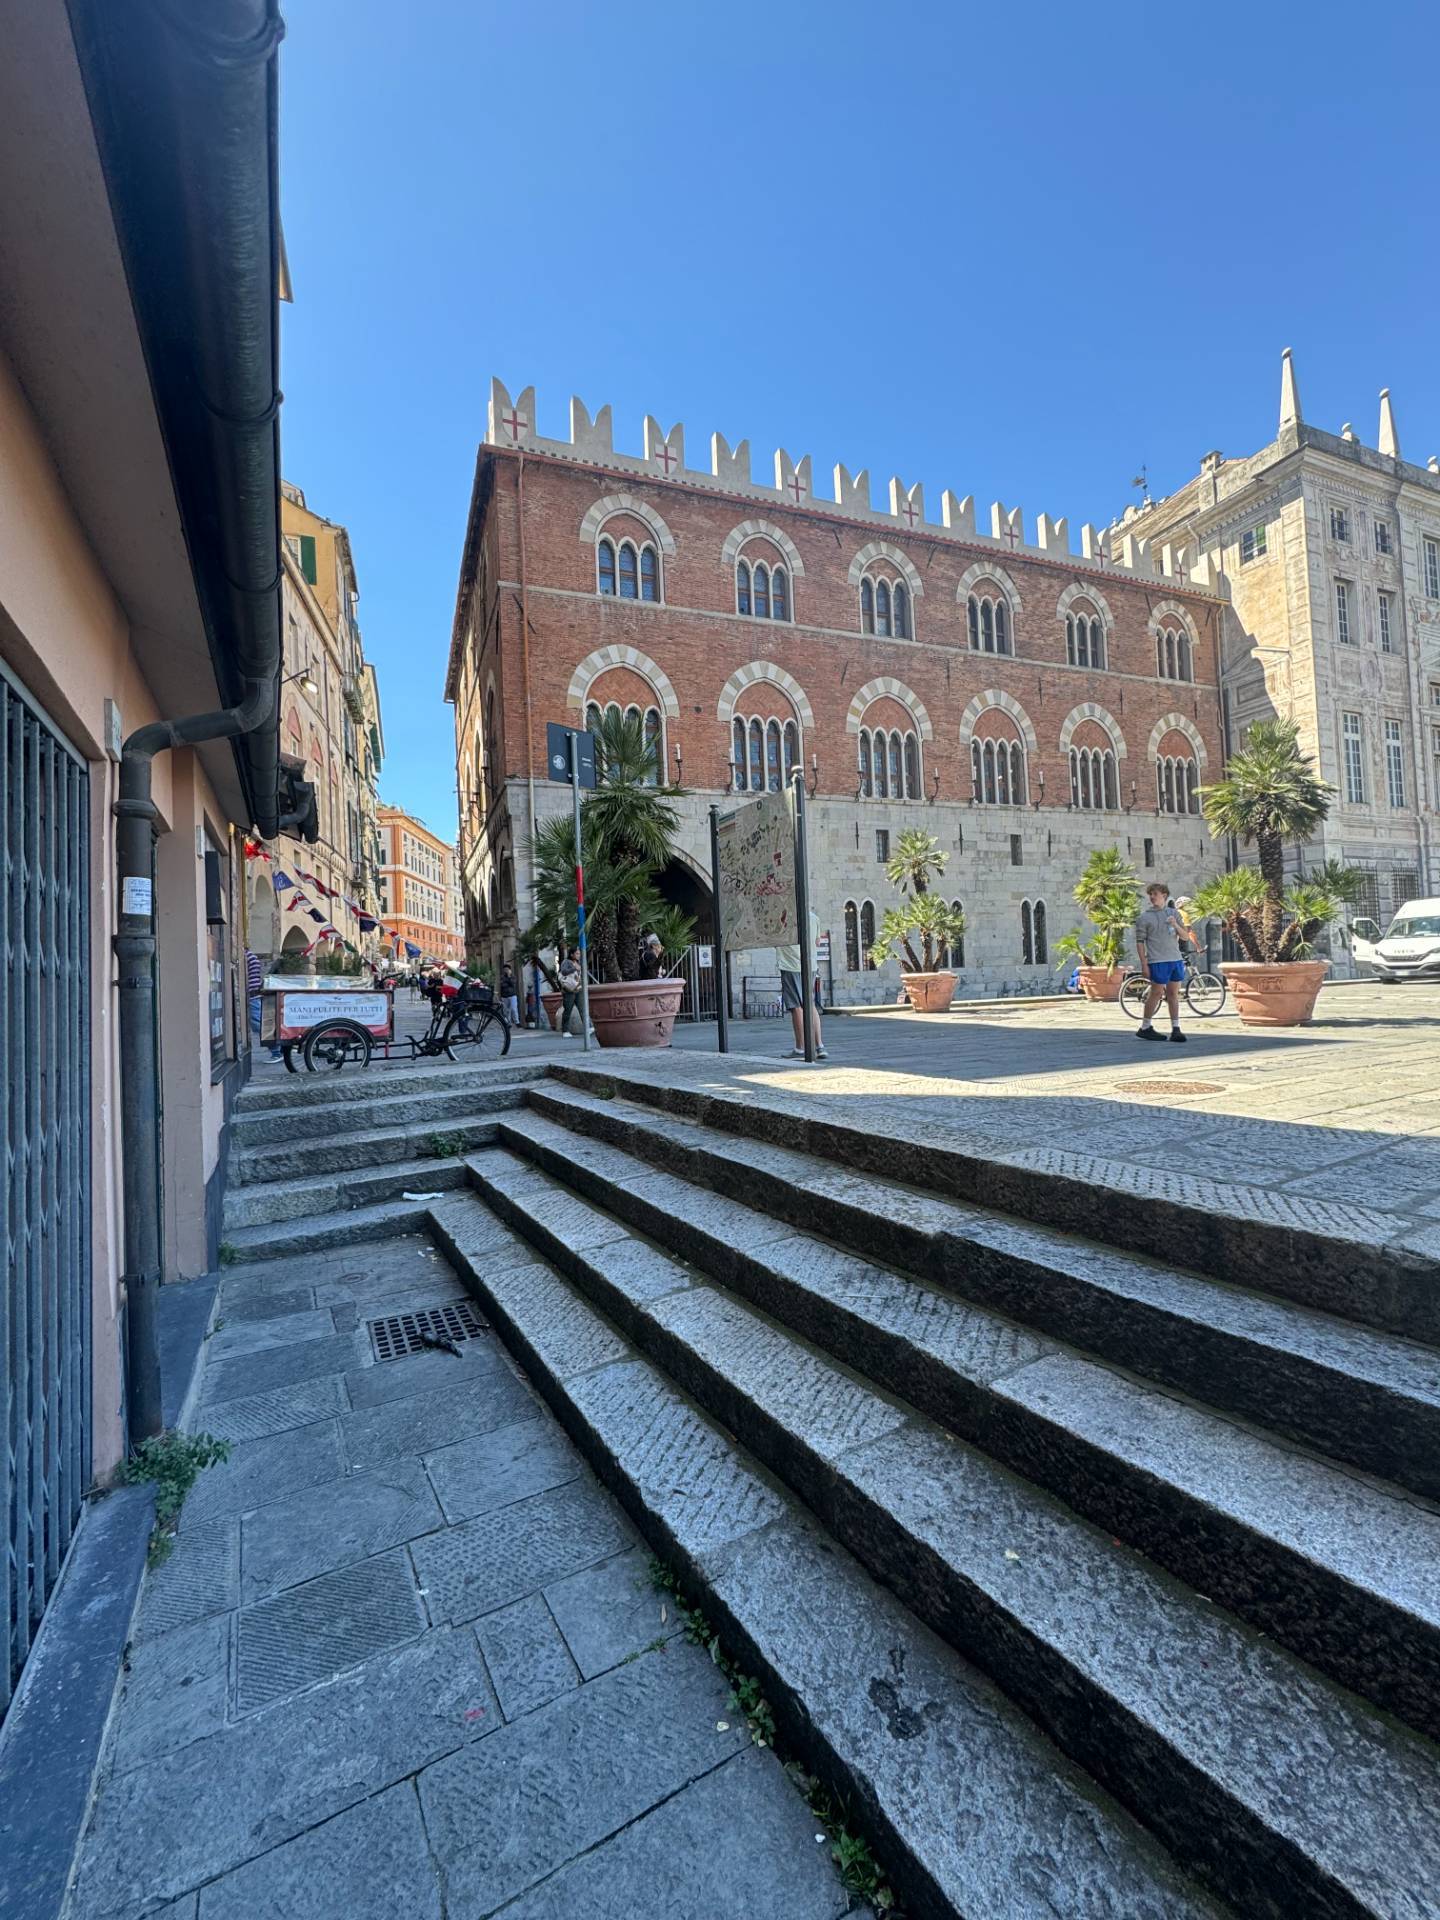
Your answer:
[280,991,390,1034]
[546,722,596,789]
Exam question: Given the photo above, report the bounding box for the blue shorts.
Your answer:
[1147,960,1186,985]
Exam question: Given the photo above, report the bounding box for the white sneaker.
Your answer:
[787,1047,806,1058]
[561,1031,572,1039]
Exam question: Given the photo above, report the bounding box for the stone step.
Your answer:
[424,1190,1224,1920]
[488,1109,1440,1743]
[222,1154,470,1230]
[232,1080,528,1146]
[223,1195,432,1266]
[521,1083,1440,1506]
[451,1158,1440,1920]
[235,1058,544,1116]
[547,1060,1440,1345]
[232,1112,510,1187]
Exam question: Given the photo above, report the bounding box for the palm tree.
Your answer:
[884,828,948,898]
[1200,722,1332,955]
[584,709,682,980]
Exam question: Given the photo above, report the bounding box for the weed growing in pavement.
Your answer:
[648,1558,903,1914]
[590,1079,617,1100]
[217,1242,238,1267]
[427,1131,464,1157]
[125,1431,232,1565]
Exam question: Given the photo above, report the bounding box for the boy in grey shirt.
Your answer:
[1134,881,1188,1042]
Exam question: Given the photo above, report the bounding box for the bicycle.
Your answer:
[1118,956,1227,1020]
[302,980,511,1071]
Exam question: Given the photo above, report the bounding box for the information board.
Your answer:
[714,793,795,950]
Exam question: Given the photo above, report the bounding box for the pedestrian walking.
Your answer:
[245,946,281,1060]
[500,961,520,1027]
[775,913,826,1059]
[1134,881,1188,1043]
[557,946,583,1037]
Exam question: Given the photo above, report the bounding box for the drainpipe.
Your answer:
[516,454,539,922]
[114,675,272,1443]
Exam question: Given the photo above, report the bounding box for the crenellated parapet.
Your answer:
[485,378,1226,596]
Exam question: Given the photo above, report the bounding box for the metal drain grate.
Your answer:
[368,1300,489,1362]
[1116,1080,1226,1096]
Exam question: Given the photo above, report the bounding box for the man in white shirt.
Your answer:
[774,912,826,1059]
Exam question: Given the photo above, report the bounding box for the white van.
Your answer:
[1350,898,1440,983]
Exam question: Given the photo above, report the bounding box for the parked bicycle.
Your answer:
[302,978,511,1071]
[1118,956,1227,1019]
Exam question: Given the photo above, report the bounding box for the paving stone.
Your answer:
[543,1546,679,1679]
[134,1519,239,1641]
[214,1285,315,1325]
[110,1614,231,1772]
[342,1367,537,1469]
[181,1420,343,1526]
[200,1332,365,1406]
[493,1746,848,1920]
[310,1243,461,1305]
[474,1595,581,1720]
[204,1309,336,1358]
[411,1479,634,1624]
[424,1415,582,1524]
[69,1629,497,1917]
[417,1641,746,1914]
[196,1375,348,1446]
[195,1782,442,1920]
[479,1257,631,1379]
[346,1346,513,1422]
[234,1550,427,1713]
[240,1458,445,1603]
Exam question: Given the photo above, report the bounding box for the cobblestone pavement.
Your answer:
[69,1238,850,1919]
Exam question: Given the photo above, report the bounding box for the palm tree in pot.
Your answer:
[868,829,967,1010]
[1054,847,1138,1000]
[1193,720,1354,1025]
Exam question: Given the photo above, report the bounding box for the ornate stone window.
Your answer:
[1021,898,1048,965]
[586,698,664,785]
[597,536,661,603]
[967,589,1011,655]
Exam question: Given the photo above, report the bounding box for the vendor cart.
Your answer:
[261,980,393,1072]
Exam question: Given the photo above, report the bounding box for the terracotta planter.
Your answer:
[588,976,687,1048]
[540,990,563,1032]
[1077,965,1126,1002]
[1223,959,1330,1027]
[900,970,957,1012]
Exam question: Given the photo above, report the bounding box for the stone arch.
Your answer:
[958,688,1038,752]
[1147,599,1199,645]
[250,871,278,955]
[955,560,1023,613]
[1059,702,1128,759]
[847,541,924,599]
[578,491,677,556]
[566,646,681,721]
[845,677,933,741]
[1146,711,1207,766]
[720,518,805,577]
[716,662,815,730]
[1055,579,1115,626]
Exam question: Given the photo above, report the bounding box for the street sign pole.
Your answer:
[708,804,730,1055]
[791,772,815,1063]
[568,729,591,1051]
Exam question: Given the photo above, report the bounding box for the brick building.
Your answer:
[377,803,463,962]
[447,380,1229,1000]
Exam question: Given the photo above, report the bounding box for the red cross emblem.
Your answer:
[654,442,678,474]
[500,408,527,443]
[899,498,920,529]
[1000,520,1021,549]
[785,472,806,504]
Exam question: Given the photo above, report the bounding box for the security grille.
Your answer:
[368,1300,487,1362]
[2,667,91,1720]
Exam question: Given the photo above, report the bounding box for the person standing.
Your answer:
[775,912,826,1059]
[245,946,281,1061]
[1135,881,1188,1043]
[499,961,519,1026]
[557,946,583,1038]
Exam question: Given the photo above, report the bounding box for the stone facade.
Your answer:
[1129,352,1440,949]
[447,382,1228,1001]
[377,803,463,962]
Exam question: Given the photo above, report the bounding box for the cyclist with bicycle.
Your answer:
[1134,881,1188,1043]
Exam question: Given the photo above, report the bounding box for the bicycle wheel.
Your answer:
[1185,970,1227,1017]
[442,1010,511,1061]
[302,1019,372,1072]
[1118,975,1152,1020]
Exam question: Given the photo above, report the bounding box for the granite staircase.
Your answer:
[220,1059,546,1261]
[418,1062,1440,1920]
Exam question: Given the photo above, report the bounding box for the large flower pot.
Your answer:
[540,990,563,1032]
[1223,959,1330,1027]
[1077,965,1126,1002]
[588,976,687,1048]
[900,970,957,1012]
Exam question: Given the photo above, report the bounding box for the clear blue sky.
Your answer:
[278,0,1438,842]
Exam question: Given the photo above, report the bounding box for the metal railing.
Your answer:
[2,667,91,1718]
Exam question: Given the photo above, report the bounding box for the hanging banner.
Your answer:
[714,791,796,951]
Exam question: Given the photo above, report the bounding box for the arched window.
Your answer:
[903,733,919,799]
[859,571,911,638]
[1066,612,1106,669]
[618,542,638,599]
[1155,754,1200,813]
[874,729,889,799]
[893,583,909,639]
[1021,900,1034,965]
[858,732,872,797]
[766,719,782,792]
[737,561,751,617]
[732,717,746,785]
[860,900,877,968]
[748,718,764,792]
[1156,624,1192,682]
[844,901,860,972]
[1069,746,1118,810]
[971,735,1026,804]
[598,539,617,596]
[967,591,1013,656]
[876,581,892,637]
[888,732,903,796]
[860,579,875,634]
[754,564,771,620]
[640,546,659,603]
[783,720,799,782]
[587,701,603,735]
[772,568,789,621]
[643,707,662,784]
[1034,899,1048,963]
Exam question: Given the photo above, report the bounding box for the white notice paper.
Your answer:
[121,876,153,917]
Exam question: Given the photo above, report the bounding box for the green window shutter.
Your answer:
[299,534,317,585]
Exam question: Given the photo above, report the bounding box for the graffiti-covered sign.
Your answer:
[715,793,795,950]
